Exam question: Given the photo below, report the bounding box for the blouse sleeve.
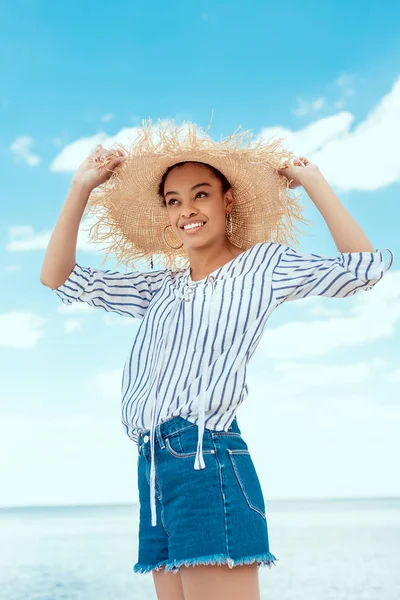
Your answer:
[52,262,169,319]
[272,245,394,305]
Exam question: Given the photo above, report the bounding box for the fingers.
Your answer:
[105,157,126,172]
[88,145,126,166]
[280,156,309,170]
[88,144,103,163]
[100,150,126,167]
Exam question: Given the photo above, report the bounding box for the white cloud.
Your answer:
[271,357,387,390]
[5,213,106,255]
[0,415,134,507]
[0,312,46,349]
[259,75,400,191]
[254,271,400,362]
[64,319,82,334]
[49,119,203,173]
[6,226,52,251]
[57,302,93,314]
[385,369,400,383]
[259,111,354,156]
[49,126,142,173]
[49,133,108,173]
[291,73,356,118]
[94,368,123,401]
[292,96,326,117]
[240,381,400,500]
[46,76,400,191]
[304,298,347,318]
[102,313,136,326]
[9,136,41,166]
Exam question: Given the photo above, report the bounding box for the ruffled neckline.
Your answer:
[183,243,260,285]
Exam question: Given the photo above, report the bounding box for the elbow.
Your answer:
[40,278,55,290]
[40,272,50,288]
[40,273,60,290]
[40,268,52,288]
[40,266,74,290]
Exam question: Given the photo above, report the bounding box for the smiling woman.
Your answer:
[40,118,394,600]
[157,161,245,280]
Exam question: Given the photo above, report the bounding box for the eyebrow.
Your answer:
[164,182,212,198]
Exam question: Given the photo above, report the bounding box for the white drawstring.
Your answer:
[194,275,215,470]
[149,387,158,526]
[147,273,215,527]
[149,290,183,526]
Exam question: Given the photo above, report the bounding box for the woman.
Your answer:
[40,120,394,600]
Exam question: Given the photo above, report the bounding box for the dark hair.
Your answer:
[157,161,231,208]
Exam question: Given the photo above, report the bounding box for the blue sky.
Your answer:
[1,1,399,507]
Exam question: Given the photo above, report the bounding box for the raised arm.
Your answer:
[40,143,125,289]
[40,145,169,319]
[272,157,394,304]
[40,181,93,289]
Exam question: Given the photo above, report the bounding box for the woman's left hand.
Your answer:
[277,156,319,189]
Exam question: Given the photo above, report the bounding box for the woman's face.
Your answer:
[163,162,233,247]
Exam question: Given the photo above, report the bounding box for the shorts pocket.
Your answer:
[164,426,215,459]
[227,449,266,519]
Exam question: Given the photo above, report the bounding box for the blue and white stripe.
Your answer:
[272,246,394,303]
[54,241,394,526]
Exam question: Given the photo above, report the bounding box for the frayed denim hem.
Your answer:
[163,552,278,573]
[133,559,171,574]
[133,552,278,574]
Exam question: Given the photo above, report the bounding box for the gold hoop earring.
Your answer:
[150,217,233,269]
[150,225,183,270]
[162,224,184,249]
[226,212,233,235]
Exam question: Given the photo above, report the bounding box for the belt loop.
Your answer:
[156,423,165,449]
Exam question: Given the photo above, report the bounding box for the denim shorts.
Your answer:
[133,415,278,574]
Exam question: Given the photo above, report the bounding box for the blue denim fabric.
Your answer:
[133,415,278,574]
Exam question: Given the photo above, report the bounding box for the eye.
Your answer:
[167,191,208,206]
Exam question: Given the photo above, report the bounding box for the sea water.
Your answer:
[0,498,399,600]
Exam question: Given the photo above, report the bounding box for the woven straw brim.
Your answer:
[84,119,313,271]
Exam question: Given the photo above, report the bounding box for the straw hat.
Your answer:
[83,118,313,271]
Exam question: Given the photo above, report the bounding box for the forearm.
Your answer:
[40,182,92,289]
[299,169,375,253]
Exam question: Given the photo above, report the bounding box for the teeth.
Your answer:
[183,222,204,230]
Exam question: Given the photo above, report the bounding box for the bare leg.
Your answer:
[180,563,260,600]
[152,566,186,600]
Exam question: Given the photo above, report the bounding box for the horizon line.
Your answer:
[1,495,399,512]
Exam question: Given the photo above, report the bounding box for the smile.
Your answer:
[182,222,206,233]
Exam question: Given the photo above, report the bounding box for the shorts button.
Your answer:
[211,449,215,454]
[143,435,149,442]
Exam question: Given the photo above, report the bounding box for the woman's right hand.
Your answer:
[71,144,127,192]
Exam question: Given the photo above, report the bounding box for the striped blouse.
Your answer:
[53,241,394,526]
